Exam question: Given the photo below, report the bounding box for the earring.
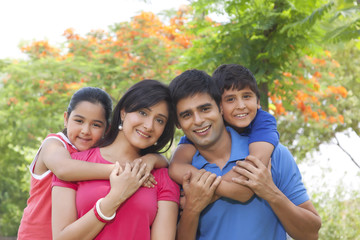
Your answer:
[154,141,158,146]
[118,123,123,131]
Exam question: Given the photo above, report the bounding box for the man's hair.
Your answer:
[212,64,260,100]
[169,69,222,121]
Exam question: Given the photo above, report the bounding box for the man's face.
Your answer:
[176,93,225,150]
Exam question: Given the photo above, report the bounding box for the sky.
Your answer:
[1,0,359,195]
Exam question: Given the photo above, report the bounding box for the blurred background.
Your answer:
[0,0,359,239]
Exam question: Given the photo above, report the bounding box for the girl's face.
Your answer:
[121,100,168,151]
[64,101,107,151]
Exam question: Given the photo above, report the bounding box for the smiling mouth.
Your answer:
[136,130,150,138]
[194,125,210,134]
[235,113,248,118]
[78,137,91,142]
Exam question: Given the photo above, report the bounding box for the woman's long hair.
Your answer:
[99,80,175,155]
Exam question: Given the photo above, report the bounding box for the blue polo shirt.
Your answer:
[191,127,309,240]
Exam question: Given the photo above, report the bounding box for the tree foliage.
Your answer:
[0,9,192,236]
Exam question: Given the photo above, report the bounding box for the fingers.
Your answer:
[182,171,192,187]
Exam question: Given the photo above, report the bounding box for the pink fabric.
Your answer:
[17,133,77,240]
[52,147,180,240]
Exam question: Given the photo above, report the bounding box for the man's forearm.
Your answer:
[267,191,321,240]
[176,209,200,240]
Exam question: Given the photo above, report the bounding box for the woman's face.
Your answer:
[121,100,169,150]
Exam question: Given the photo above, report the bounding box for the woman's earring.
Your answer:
[154,141,158,146]
[118,123,123,131]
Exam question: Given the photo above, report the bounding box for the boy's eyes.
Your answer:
[139,110,147,116]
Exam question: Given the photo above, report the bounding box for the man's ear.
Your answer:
[176,123,182,129]
[257,100,261,109]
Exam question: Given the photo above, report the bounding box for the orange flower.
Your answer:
[282,72,292,77]
[338,115,344,124]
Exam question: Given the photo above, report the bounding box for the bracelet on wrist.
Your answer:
[94,198,116,223]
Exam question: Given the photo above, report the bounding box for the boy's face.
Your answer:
[176,93,225,150]
[220,86,260,132]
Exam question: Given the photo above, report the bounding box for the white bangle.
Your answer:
[95,198,116,221]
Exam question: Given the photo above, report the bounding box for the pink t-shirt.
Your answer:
[17,133,77,240]
[52,147,180,240]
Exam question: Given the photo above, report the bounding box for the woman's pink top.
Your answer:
[17,133,77,240]
[52,147,180,240]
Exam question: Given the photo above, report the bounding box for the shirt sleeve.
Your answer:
[154,168,180,205]
[52,174,78,190]
[248,109,279,147]
[272,145,309,206]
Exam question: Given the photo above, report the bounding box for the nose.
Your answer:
[81,124,91,135]
[193,112,204,126]
[236,99,246,109]
[143,118,154,132]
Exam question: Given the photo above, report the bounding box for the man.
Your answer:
[169,69,321,240]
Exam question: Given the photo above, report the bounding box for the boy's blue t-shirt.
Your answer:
[179,108,279,147]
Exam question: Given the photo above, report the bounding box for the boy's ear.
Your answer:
[220,103,224,115]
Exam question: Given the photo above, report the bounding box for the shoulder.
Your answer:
[152,168,180,203]
[255,109,276,122]
[71,148,99,161]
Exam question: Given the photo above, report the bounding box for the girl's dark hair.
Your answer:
[62,87,113,136]
[99,80,175,155]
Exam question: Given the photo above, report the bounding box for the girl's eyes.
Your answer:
[74,119,83,123]
[92,123,103,128]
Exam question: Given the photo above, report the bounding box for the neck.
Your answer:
[100,132,141,163]
[196,127,232,169]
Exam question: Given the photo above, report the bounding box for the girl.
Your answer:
[18,86,168,239]
[52,80,180,240]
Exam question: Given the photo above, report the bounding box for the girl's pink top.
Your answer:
[17,133,77,240]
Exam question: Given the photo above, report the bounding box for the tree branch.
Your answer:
[334,135,360,169]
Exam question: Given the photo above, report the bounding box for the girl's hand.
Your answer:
[107,161,149,205]
[142,173,157,188]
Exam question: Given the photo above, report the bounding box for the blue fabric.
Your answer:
[242,108,279,147]
[179,109,279,147]
[192,127,309,240]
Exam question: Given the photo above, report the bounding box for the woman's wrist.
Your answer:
[93,198,116,223]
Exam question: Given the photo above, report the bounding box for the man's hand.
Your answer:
[181,169,221,214]
[231,155,276,201]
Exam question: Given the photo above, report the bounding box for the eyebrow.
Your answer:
[144,107,168,120]
[179,103,213,117]
[73,114,105,124]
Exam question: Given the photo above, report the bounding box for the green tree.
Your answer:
[0,9,192,236]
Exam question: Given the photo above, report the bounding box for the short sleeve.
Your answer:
[52,174,78,191]
[248,109,279,147]
[272,144,309,206]
[153,168,180,205]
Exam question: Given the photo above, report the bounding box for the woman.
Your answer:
[52,80,179,240]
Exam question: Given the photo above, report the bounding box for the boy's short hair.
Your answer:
[169,69,222,120]
[212,64,260,100]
